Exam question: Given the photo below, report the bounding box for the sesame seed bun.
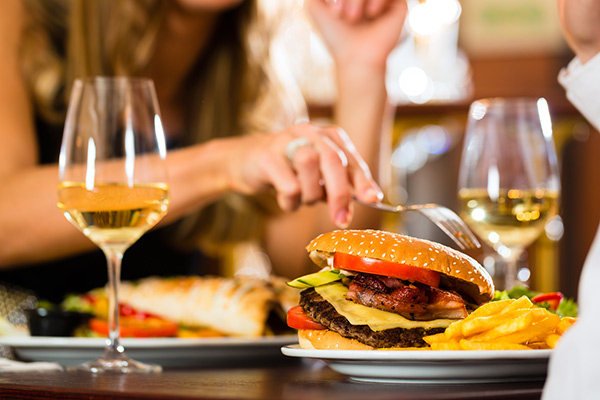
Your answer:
[306,229,493,305]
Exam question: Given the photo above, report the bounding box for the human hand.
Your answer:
[224,122,383,228]
[304,0,408,70]
[557,0,600,63]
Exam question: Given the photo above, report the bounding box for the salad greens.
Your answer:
[493,286,578,318]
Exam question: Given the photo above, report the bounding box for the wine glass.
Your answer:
[57,77,169,373]
[457,97,560,290]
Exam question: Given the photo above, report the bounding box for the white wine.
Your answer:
[58,182,169,252]
[458,188,559,249]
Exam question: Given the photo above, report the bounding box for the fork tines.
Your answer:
[417,207,481,250]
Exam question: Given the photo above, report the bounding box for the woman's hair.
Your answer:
[20,0,307,259]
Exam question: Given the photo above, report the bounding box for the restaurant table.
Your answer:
[0,358,544,400]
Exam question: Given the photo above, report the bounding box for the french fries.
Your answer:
[423,296,577,350]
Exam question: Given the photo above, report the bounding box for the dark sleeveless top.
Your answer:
[0,117,217,304]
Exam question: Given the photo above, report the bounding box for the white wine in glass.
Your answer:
[457,97,560,290]
[58,77,168,373]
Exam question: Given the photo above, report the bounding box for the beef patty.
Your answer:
[299,288,445,348]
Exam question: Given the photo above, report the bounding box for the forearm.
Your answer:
[161,140,231,223]
[0,165,96,268]
[334,63,391,179]
[333,62,392,228]
[0,140,236,268]
[267,65,392,278]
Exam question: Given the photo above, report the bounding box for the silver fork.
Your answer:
[353,196,481,250]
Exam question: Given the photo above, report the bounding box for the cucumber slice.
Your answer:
[286,269,343,289]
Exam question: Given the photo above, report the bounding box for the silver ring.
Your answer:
[285,137,312,163]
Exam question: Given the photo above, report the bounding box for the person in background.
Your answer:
[0,0,407,302]
[543,1,600,398]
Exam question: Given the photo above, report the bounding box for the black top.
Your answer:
[0,117,216,304]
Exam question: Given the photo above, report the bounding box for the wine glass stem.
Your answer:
[501,248,524,290]
[504,258,518,291]
[104,249,124,356]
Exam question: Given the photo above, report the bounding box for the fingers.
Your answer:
[319,125,383,203]
[291,146,325,205]
[319,0,394,22]
[286,123,383,227]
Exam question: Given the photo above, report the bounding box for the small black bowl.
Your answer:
[26,308,93,337]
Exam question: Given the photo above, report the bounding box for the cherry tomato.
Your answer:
[333,252,441,287]
[119,304,159,320]
[287,306,326,330]
[89,317,179,338]
[532,292,564,311]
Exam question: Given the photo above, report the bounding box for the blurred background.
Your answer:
[269,0,598,299]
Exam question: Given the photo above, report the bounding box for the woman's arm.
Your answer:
[0,3,379,269]
[264,0,407,277]
[0,0,94,267]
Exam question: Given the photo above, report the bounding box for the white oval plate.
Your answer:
[281,345,552,384]
[0,335,297,367]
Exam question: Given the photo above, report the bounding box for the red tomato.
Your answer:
[287,306,326,330]
[532,292,564,311]
[89,317,179,338]
[119,304,159,320]
[333,252,441,287]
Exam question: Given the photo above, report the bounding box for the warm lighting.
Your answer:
[472,208,486,222]
[488,232,500,245]
[470,102,487,121]
[397,66,433,103]
[408,0,461,36]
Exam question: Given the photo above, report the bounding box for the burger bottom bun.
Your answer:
[298,329,375,350]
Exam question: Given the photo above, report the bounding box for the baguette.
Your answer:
[118,276,296,337]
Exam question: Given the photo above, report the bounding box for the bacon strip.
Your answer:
[346,274,467,321]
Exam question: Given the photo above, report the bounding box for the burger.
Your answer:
[286,229,494,350]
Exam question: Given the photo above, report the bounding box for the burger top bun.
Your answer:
[307,229,494,305]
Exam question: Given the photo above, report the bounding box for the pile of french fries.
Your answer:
[423,296,576,350]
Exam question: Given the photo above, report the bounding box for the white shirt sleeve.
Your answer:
[557,53,600,131]
[543,55,600,400]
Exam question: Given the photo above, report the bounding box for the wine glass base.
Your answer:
[68,355,162,373]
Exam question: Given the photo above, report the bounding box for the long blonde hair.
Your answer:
[20,0,307,258]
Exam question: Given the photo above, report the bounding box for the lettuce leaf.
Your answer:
[493,285,578,318]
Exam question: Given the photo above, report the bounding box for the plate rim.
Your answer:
[281,344,553,361]
[0,335,298,349]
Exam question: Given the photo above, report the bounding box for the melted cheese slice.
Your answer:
[315,283,456,331]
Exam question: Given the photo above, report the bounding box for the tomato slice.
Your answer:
[287,306,326,330]
[119,304,159,320]
[532,292,564,311]
[89,317,179,338]
[333,252,440,287]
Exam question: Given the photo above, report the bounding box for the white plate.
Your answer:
[0,335,297,367]
[281,345,552,384]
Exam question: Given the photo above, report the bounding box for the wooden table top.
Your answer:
[0,359,544,400]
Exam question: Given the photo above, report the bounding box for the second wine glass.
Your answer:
[457,97,560,290]
[57,77,169,373]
